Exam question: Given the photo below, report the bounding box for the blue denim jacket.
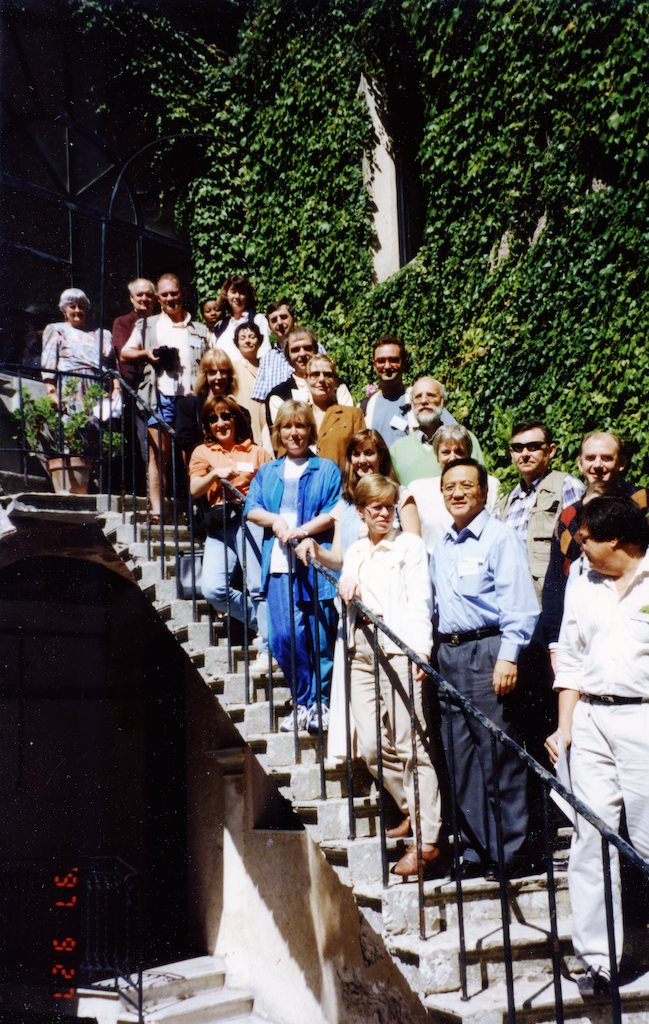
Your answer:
[245,455,342,602]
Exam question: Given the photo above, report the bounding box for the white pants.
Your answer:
[568,700,649,971]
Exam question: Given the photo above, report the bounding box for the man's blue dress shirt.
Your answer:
[430,509,539,663]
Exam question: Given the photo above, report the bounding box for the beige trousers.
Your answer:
[350,625,442,845]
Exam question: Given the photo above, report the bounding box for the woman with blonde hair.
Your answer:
[295,427,420,765]
[340,473,443,878]
[245,400,341,734]
[175,349,237,457]
[305,354,365,467]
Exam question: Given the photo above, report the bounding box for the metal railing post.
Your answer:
[287,546,300,763]
[223,497,233,674]
[602,838,622,1023]
[372,626,389,888]
[156,421,165,577]
[443,694,469,1001]
[312,568,326,801]
[541,787,564,1024]
[407,658,425,939]
[240,500,250,705]
[490,734,516,1024]
[341,602,356,840]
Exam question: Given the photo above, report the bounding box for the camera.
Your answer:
[152,346,180,374]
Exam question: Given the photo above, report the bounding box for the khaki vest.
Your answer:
[502,469,567,601]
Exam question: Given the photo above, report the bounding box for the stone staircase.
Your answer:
[97,503,649,1023]
[75,954,269,1024]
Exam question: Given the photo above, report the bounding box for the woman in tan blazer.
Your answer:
[306,354,365,467]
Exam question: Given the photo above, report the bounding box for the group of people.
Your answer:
[39,273,649,987]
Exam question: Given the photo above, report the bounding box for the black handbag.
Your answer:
[177,549,203,600]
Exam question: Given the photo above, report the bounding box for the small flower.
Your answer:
[365,382,378,398]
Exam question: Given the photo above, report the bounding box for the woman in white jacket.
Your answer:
[339,473,443,878]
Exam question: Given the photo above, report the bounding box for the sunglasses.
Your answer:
[510,441,547,453]
[209,412,233,424]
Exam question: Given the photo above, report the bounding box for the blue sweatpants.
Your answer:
[266,573,337,708]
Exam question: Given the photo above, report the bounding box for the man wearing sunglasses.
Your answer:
[499,420,584,601]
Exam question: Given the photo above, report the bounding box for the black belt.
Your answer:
[581,693,649,706]
[438,626,500,647]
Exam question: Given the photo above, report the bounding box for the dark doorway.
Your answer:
[0,556,191,1006]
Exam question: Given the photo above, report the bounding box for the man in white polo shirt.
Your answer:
[545,496,649,997]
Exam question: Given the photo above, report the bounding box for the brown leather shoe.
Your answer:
[386,816,411,839]
[393,844,441,878]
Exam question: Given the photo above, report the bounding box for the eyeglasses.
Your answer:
[510,441,547,453]
[441,481,479,495]
[363,503,396,515]
[209,412,233,424]
[308,370,335,378]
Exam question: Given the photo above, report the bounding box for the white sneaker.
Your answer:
[248,652,269,679]
[307,702,329,734]
[280,705,308,733]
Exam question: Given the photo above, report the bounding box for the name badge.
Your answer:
[389,414,409,432]
[236,462,254,473]
[458,557,482,578]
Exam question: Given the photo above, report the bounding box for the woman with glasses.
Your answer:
[294,428,420,763]
[305,354,365,467]
[408,425,500,553]
[189,394,271,672]
[339,473,443,878]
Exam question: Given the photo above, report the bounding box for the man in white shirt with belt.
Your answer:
[546,496,649,998]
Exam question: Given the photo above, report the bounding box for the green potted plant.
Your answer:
[12,380,122,494]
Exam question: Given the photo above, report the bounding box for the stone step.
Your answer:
[288,761,374,802]
[117,985,255,1023]
[388,920,574,996]
[423,968,649,1023]
[135,955,227,1006]
[130,559,178,586]
[173,621,212,648]
[209,674,291,709]
[246,729,322,768]
[351,870,570,935]
[295,795,382,842]
[129,540,194,560]
[116,495,174,514]
[110,521,190,546]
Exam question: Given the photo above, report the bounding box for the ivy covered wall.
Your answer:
[79,0,648,483]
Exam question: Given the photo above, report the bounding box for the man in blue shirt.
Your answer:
[251,300,296,402]
[430,458,539,879]
[360,335,412,447]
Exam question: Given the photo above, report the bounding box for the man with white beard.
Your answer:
[390,376,484,486]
